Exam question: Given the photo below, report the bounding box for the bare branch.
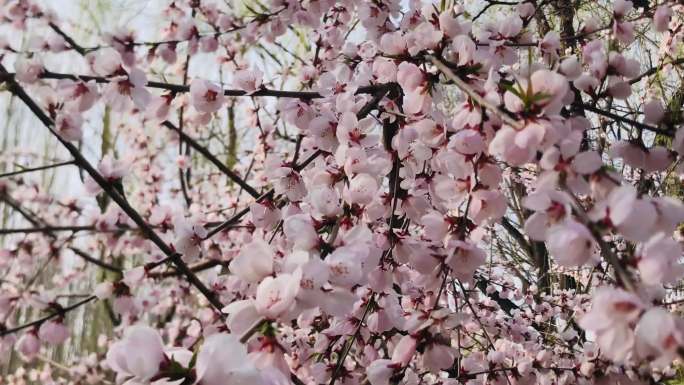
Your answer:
[0,160,75,179]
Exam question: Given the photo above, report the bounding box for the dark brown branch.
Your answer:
[149,259,226,278]
[162,121,261,198]
[0,71,389,100]
[69,247,123,274]
[0,295,97,337]
[581,103,674,136]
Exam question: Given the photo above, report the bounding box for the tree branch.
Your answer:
[0,160,75,179]
[0,71,390,100]
[581,103,673,136]
[162,121,261,198]
[0,295,97,337]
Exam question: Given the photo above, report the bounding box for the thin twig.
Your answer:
[0,160,75,179]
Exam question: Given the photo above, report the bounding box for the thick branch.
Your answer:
[0,71,389,100]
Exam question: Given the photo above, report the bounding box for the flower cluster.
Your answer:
[1,1,684,385]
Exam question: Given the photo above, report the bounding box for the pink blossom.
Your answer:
[317,65,357,98]
[571,151,603,174]
[539,31,561,58]
[643,98,665,124]
[422,343,456,373]
[601,185,657,242]
[106,325,166,383]
[517,3,536,18]
[449,129,485,155]
[37,319,69,345]
[309,186,342,218]
[325,246,365,287]
[408,22,443,55]
[391,335,417,366]
[17,331,40,360]
[190,78,226,113]
[229,238,275,283]
[451,35,476,66]
[336,112,377,148]
[372,58,397,83]
[255,269,301,319]
[196,333,261,385]
[199,36,219,52]
[468,190,506,224]
[397,62,425,93]
[446,240,486,281]
[344,173,378,206]
[379,31,406,55]
[250,201,281,229]
[613,21,635,44]
[489,125,535,165]
[654,5,672,32]
[271,167,307,202]
[146,94,172,121]
[560,56,582,80]
[14,56,43,83]
[634,308,684,366]
[234,68,264,94]
[546,220,596,267]
[578,287,643,362]
[57,80,99,112]
[54,111,83,142]
[102,68,151,111]
[636,233,684,285]
[4,3,684,382]
[367,359,395,385]
[439,12,467,37]
[614,0,633,19]
[529,69,570,115]
[283,214,318,251]
[574,73,600,93]
[173,217,207,261]
[222,301,261,336]
[497,16,523,38]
